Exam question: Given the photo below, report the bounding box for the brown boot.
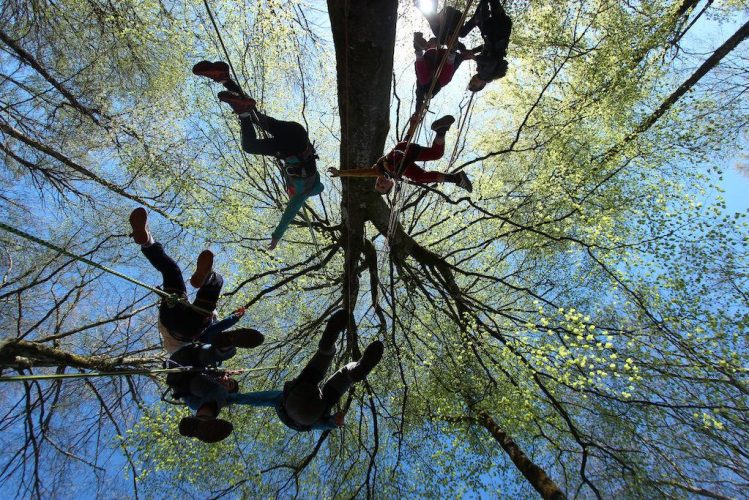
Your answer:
[129,207,151,245]
[190,250,214,288]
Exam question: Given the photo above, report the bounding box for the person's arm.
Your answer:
[225,389,283,408]
[328,167,380,178]
[202,309,244,338]
[271,185,313,242]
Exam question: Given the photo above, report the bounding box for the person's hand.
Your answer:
[334,411,345,427]
[268,237,279,251]
[328,167,341,177]
[233,306,246,317]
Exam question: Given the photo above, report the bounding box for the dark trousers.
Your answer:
[220,78,309,159]
[288,349,345,407]
[426,6,477,45]
[239,114,309,159]
[141,243,223,340]
[476,0,511,52]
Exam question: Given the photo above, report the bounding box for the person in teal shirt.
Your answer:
[172,310,384,442]
[192,60,323,250]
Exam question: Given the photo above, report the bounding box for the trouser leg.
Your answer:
[320,362,356,407]
[193,271,223,311]
[272,175,324,241]
[292,347,336,387]
[403,164,443,184]
[415,57,433,85]
[239,114,308,158]
[240,116,282,156]
[140,243,186,296]
[222,79,243,94]
[253,111,309,157]
[437,59,456,86]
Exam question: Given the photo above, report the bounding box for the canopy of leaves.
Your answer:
[0,0,747,498]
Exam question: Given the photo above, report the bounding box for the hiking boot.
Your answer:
[129,207,152,245]
[347,340,384,382]
[190,250,214,288]
[217,91,256,114]
[413,32,428,51]
[319,310,347,351]
[457,171,473,193]
[212,328,265,349]
[431,115,455,134]
[179,415,233,443]
[192,60,230,82]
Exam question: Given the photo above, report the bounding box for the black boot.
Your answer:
[347,341,384,382]
[212,328,264,349]
[445,171,473,193]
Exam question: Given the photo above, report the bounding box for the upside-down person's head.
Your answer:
[468,59,509,92]
[375,176,395,194]
[217,374,239,393]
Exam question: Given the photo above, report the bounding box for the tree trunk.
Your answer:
[327,0,399,355]
[476,411,567,500]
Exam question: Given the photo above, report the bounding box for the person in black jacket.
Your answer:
[466,0,512,92]
[169,311,384,441]
[167,339,263,443]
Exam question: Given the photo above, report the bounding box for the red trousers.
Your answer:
[415,50,457,87]
[387,140,445,184]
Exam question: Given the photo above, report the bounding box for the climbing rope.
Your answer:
[0,221,212,316]
[201,0,322,255]
[0,364,281,382]
[386,0,476,243]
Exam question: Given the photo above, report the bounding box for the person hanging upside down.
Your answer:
[129,207,264,354]
[412,33,476,110]
[328,115,472,194]
[465,0,512,91]
[166,339,264,443]
[171,310,384,440]
[192,60,323,251]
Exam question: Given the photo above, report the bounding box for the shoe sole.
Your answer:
[431,115,455,131]
[195,418,233,443]
[192,60,230,81]
[190,250,214,288]
[179,416,201,437]
[214,329,264,349]
[129,208,149,245]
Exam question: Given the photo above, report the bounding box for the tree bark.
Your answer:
[327,0,399,355]
[476,411,567,500]
[0,339,157,372]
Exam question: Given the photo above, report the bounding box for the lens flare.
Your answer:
[418,0,435,14]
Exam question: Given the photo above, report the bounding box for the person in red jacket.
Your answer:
[413,34,476,110]
[328,115,472,194]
